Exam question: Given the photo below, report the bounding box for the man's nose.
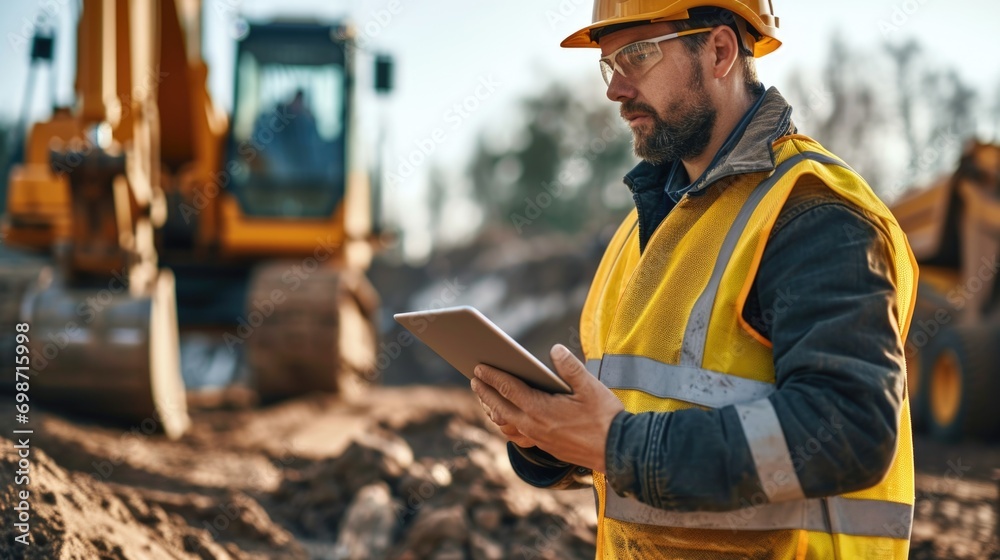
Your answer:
[605,70,637,103]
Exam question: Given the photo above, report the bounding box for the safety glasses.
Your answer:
[599,28,713,86]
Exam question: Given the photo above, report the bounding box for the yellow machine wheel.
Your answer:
[923,325,1000,441]
[929,350,961,428]
[904,280,952,433]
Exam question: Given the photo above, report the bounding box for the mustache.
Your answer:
[620,100,659,119]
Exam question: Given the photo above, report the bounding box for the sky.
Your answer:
[2,0,999,260]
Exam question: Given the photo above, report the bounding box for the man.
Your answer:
[470,1,918,558]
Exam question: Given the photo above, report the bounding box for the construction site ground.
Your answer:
[1,235,998,559]
[1,384,997,560]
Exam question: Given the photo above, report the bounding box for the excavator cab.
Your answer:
[227,22,350,219]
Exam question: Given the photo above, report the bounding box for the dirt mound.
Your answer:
[0,437,303,559]
[266,410,595,559]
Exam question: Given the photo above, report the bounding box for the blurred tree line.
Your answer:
[466,82,635,237]
[421,34,1000,249]
[784,34,998,202]
[451,82,637,239]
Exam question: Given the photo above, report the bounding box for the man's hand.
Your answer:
[471,344,624,473]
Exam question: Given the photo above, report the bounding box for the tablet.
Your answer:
[393,306,572,394]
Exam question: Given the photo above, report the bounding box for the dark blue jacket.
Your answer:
[509,87,906,511]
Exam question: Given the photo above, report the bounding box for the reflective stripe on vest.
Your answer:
[591,354,808,503]
[591,354,774,408]
[603,491,913,539]
[679,151,848,367]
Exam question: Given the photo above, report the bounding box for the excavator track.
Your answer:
[246,263,379,401]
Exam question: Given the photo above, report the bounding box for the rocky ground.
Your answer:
[909,438,1000,559]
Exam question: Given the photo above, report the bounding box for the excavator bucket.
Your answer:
[16,268,190,439]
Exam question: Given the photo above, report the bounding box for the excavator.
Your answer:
[891,141,1000,441]
[1,0,392,439]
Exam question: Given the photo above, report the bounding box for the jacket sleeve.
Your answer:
[604,190,907,511]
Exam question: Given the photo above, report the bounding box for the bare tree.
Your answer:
[885,39,923,176]
[786,33,985,200]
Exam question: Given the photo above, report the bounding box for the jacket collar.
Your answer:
[622,86,796,197]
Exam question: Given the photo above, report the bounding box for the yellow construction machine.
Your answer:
[892,141,1000,441]
[1,0,392,438]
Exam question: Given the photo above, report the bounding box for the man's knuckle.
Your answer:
[497,380,512,398]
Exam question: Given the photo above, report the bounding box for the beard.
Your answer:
[623,64,717,165]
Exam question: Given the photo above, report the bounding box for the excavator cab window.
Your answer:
[226,23,349,219]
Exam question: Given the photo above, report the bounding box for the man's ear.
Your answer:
[709,24,740,80]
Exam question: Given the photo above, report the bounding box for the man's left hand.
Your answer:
[471,344,624,473]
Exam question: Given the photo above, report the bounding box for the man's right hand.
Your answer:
[478,395,538,448]
[498,423,537,449]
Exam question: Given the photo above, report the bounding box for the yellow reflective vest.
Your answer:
[580,135,917,559]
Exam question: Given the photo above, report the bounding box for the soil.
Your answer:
[1,386,997,559]
[909,437,1000,559]
[0,387,597,560]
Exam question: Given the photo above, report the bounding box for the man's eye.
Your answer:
[622,43,655,65]
[623,51,650,66]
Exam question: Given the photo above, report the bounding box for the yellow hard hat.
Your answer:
[561,0,781,57]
